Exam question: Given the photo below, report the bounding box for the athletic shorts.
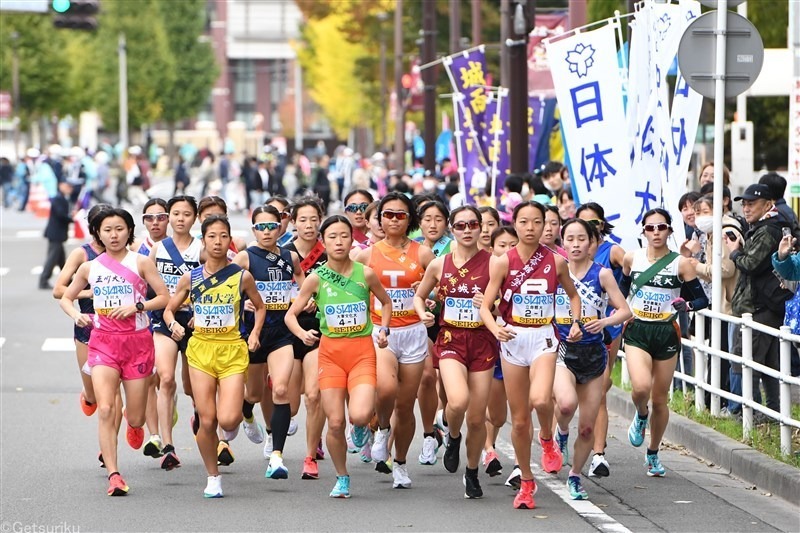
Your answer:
[249,324,295,364]
[604,323,623,342]
[374,321,428,365]
[557,341,607,384]
[151,309,193,354]
[500,323,559,368]
[493,357,504,380]
[186,337,249,380]
[74,321,93,345]
[623,319,681,361]
[318,335,377,391]
[292,312,320,360]
[433,327,498,373]
[88,328,154,381]
[427,322,441,343]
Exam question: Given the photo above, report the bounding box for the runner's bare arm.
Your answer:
[163,272,191,340]
[138,255,169,311]
[241,271,265,352]
[59,262,92,326]
[365,265,392,331]
[53,247,92,300]
[556,255,582,342]
[285,273,320,345]
[413,256,442,326]
[480,253,514,341]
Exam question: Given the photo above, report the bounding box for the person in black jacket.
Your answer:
[39,181,74,289]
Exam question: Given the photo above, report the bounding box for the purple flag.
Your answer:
[444,47,489,155]
[452,95,490,205]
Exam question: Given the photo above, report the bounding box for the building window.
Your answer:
[233,59,256,127]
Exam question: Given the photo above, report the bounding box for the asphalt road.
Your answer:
[1,207,797,533]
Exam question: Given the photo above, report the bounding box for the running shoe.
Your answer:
[505,466,522,489]
[463,472,483,499]
[266,452,289,479]
[316,439,326,460]
[302,456,319,480]
[222,425,239,442]
[263,432,274,459]
[556,430,569,466]
[98,452,105,468]
[122,409,144,450]
[359,431,373,463]
[513,478,537,509]
[190,410,200,436]
[567,475,588,500]
[346,425,359,453]
[287,417,298,436]
[482,450,503,477]
[143,435,163,458]
[539,434,563,474]
[160,444,181,470]
[107,473,129,497]
[79,390,96,416]
[350,424,370,448]
[434,427,444,451]
[392,462,412,488]
[371,427,391,463]
[242,416,265,444]
[329,475,351,498]
[217,441,235,466]
[434,408,448,435]
[628,413,648,447]
[204,475,223,498]
[645,453,666,477]
[375,457,393,474]
[418,436,438,465]
[588,453,610,478]
[443,433,462,473]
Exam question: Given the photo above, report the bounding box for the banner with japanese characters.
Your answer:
[482,90,510,201]
[528,12,569,95]
[452,94,491,205]
[546,23,639,250]
[444,47,489,156]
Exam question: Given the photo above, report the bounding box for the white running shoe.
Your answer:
[505,466,522,489]
[204,475,223,498]
[222,425,239,442]
[418,436,438,465]
[371,427,390,463]
[588,453,610,477]
[287,417,298,436]
[263,432,274,459]
[242,417,265,444]
[392,463,412,488]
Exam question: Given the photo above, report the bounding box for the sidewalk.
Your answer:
[607,385,800,504]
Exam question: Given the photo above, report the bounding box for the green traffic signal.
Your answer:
[52,0,71,13]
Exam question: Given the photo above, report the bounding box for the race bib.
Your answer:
[256,280,292,310]
[374,288,416,317]
[511,294,554,326]
[194,303,236,334]
[324,301,368,334]
[93,283,135,316]
[442,297,482,328]
[632,289,673,320]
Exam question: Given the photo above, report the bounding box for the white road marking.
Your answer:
[31,266,43,275]
[41,338,75,352]
[0,267,8,276]
[495,438,632,533]
[16,230,42,239]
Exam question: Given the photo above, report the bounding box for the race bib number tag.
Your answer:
[633,290,673,320]
[511,294,554,326]
[325,301,368,334]
[93,284,134,315]
[256,280,292,310]
[443,297,482,328]
[374,288,416,317]
[194,303,236,334]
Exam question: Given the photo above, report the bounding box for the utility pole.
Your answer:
[378,12,389,150]
[118,33,129,150]
[422,0,436,173]
[449,0,461,53]
[11,31,20,160]
[500,0,511,89]
[294,59,303,153]
[508,0,534,173]
[393,0,405,171]
[472,0,482,48]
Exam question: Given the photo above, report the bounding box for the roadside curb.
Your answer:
[607,386,800,504]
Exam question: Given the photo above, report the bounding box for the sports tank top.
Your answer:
[315,263,373,338]
[246,246,294,328]
[189,265,246,342]
[555,262,607,344]
[89,252,149,333]
[628,248,682,323]
[155,237,202,296]
[285,239,327,307]
[499,246,559,327]
[137,236,156,257]
[437,249,491,329]
[369,240,425,327]
[78,243,100,315]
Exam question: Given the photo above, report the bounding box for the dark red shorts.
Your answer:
[433,326,498,372]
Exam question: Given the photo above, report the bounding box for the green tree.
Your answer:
[157,0,218,161]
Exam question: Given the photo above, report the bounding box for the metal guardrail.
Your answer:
[616,310,800,458]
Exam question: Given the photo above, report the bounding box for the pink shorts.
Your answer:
[88,328,155,381]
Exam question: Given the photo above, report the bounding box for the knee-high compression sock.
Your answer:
[242,400,255,420]
[271,403,291,453]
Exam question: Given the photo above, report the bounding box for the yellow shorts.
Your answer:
[186,337,248,380]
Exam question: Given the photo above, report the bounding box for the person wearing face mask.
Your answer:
[540,161,565,199]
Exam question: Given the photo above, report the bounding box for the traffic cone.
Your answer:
[73,208,87,240]
[27,183,51,218]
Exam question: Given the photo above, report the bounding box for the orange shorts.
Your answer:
[318,335,377,391]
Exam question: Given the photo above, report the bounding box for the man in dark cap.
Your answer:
[725,184,793,415]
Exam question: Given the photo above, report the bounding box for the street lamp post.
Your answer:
[377,12,388,151]
[394,0,405,171]
[11,31,20,160]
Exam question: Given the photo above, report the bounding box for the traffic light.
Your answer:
[52,0,99,31]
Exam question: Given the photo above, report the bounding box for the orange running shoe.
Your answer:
[107,473,129,496]
[301,456,319,480]
[513,479,537,509]
[540,435,563,474]
[123,409,144,450]
[79,391,97,416]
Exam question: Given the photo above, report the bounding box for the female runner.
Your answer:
[478,206,500,253]
[342,189,374,249]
